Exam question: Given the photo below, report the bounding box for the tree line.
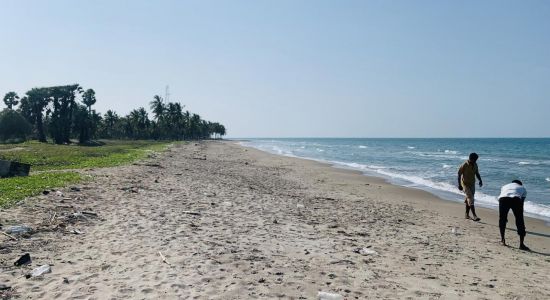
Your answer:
[1,84,226,144]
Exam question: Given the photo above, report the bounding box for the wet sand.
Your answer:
[1,141,549,299]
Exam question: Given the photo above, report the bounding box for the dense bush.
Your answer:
[0,109,32,142]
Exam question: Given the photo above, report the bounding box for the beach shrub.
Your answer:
[0,109,32,142]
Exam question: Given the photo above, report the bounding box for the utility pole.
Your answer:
[165,85,170,103]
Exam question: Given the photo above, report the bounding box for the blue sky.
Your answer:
[1,0,549,137]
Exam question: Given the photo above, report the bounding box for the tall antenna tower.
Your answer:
[165,85,170,102]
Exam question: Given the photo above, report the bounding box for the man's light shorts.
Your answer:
[462,184,475,206]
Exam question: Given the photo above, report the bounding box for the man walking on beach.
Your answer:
[498,180,530,251]
[458,153,483,221]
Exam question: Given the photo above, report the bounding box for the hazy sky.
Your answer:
[1,0,549,138]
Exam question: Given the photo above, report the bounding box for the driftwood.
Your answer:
[1,231,18,241]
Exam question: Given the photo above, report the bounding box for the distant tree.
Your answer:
[25,88,51,142]
[101,110,119,138]
[3,92,19,110]
[49,84,82,144]
[149,95,165,139]
[90,110,102,139]
[0,109,32,142]
[82,89,96,112]
[73,104,91,143]
[150,95,165,121]
[166,102,184,139]
[128,107,150,139]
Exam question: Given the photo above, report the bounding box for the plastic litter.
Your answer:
[5,225,32,235]
[14,253,32,266]
[318,291,343,300]
[357,247,377,256]
[31,265,51,277]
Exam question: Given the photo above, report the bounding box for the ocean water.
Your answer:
[240,138,550,221]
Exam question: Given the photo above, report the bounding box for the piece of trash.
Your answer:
[5,225,32,235]
[318,291,343,300]
[14,253,31,266]
[222,201,232,206]
[297,204,305,208]
[30,265,51,277]
[159,251,169,264]
[182,211,201,216]
[81,211,98,217]
[451,227,459,235]
[354,247,377,256]
[69,229,83,235]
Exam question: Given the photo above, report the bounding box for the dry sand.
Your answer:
[1,141,549,299]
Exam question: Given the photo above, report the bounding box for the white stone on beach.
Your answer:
[318,291,343,300]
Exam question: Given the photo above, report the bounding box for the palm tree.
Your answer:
[166,102,184,139]
[49,84,82,144]
[3,91,19,109]
[129,107,150,139]
[150,95,165,121]
[25,88,51,142]
[82,89,96,113]
[103,110,119,138]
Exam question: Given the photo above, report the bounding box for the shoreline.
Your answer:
[237,141,550,226]
[236,141,550,249]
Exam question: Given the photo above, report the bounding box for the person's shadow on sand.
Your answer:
[477,221,550,256]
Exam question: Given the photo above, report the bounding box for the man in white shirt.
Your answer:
[498,180,529,251]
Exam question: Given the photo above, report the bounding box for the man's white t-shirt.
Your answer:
[498,183,527,200]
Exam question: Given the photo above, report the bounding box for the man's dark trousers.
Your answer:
[499,197,526,237]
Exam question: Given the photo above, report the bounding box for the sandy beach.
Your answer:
[1,141,549,299]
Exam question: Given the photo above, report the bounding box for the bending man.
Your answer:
[498,180,529,251]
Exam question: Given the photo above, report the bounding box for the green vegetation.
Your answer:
[0,140,172,171]
[0,172,82,207]
[0,140,174,207]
